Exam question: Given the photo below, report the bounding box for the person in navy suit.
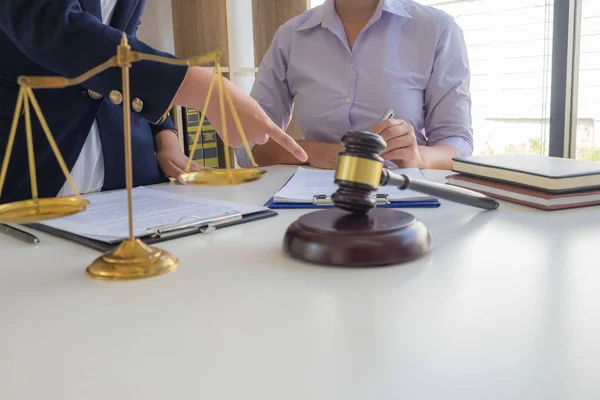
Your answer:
[0,0,307,204]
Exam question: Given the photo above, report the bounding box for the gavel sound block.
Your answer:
[284,207,431,267]
[283,131,499,267]
[283,131,430,267]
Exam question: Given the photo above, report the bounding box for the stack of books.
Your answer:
[181,107,230,168]
[446,155,600,210]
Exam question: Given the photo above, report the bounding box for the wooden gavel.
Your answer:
[330,131,500,213]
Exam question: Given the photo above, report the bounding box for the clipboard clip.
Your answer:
[147,211,243,238]
[312,194,389,206]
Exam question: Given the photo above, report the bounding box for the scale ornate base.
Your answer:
[86,238,178,280]
[283,208,432,267]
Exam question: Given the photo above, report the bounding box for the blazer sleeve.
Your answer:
[0,0,188,125]
[130,16,178,135]
[149,115,177,135]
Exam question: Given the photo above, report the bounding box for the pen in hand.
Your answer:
[0,224,39,244]
[378,108,395,123]
[377,109,396,168]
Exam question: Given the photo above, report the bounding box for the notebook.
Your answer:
[452,154,600,193]
[447,173,600,211]
[269,167,438,206]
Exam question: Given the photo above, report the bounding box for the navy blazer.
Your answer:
[0,0,188,204]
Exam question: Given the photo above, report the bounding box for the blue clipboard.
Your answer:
[264,197,440,209]
[264,174,441,209]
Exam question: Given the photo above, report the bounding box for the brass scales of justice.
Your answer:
[0,34,266,281]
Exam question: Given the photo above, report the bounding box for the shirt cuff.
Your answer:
[234,144,257,168]
[383,160,398,169]
[431,136,473,157]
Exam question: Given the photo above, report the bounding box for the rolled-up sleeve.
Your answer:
[235,26,294,168]
[0,0,188,126]
[424,17,473,157]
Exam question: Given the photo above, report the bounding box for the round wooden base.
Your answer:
[283,208,432,267]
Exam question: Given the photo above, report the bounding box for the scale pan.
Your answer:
[0,197,89,224]
[179,168,267,186]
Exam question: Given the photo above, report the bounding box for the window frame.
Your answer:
[549,0,584,158]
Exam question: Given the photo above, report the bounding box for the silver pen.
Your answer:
[378,108,395,123]
[0,223,39,244]
[378,109,397,168]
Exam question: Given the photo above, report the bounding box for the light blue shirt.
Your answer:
[237,0,473,168]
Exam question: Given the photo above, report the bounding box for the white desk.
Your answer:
[1,166,599,400]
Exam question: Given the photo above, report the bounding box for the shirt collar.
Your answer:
[296,0,411,32]
[381,0,412,18]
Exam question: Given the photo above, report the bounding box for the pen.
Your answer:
[378,108,395,123]
[0,223,39,244]
[378,109,396,168]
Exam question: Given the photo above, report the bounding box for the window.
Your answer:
[418,0,555,157]
[575,0,600,161]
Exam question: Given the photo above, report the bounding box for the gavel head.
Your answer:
[331,131,386,213]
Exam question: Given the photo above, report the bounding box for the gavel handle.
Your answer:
[381,170,499,210]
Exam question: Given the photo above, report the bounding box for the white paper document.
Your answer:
[40,187,267,242]
[272,167,437,203]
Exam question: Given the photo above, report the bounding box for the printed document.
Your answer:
[39,187,267,242]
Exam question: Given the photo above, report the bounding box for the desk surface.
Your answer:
[2,166,599,400]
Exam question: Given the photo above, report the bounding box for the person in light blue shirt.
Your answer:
[236,0,472,171]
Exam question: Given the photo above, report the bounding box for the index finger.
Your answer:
[371,119,405,135]
[267,124,308,162]
[380,123,412,142]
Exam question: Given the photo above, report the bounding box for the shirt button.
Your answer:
[345,97,351,103]
[350,63,354,68]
